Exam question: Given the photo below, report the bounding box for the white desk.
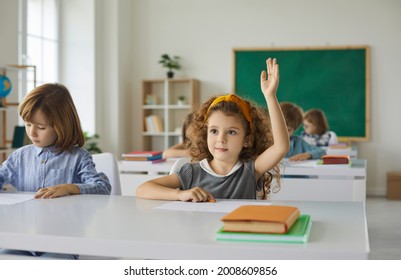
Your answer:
[119,159,174,196]
[271,159,367,202]
[0,194,369,259]
[119,159,367,202]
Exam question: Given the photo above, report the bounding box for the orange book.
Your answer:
[221,205,300,234]
[322,155,350,164]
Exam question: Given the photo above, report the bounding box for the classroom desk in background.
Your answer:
[118,159,174,196]
[0,194,369,260]
[118,159,367,202]
[271,159,367,202]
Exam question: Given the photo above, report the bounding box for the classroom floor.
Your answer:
[366,196,401,260]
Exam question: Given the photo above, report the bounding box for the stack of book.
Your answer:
[217,205,312,243]
[145,115,164,133]
[320,155,350,165]
[122,150,165,163]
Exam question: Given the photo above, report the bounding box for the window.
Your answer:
[19,0,59,90]
[19,0,96,134]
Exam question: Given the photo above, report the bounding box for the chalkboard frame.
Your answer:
[233,46,370,142]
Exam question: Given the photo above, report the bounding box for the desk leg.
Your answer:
[353,178,366,202]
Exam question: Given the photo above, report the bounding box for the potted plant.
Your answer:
[158,54,181,78]
[83,132,102,154]
[177,95,186,105]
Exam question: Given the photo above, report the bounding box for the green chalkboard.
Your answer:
[233,46,370,141]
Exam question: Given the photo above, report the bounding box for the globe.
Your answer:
[0,75,12,98]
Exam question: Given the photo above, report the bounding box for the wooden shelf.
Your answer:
[141,79,199,151]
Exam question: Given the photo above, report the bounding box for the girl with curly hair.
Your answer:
[136,58,289,201]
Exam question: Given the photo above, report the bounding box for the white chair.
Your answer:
[169,157,190,175]
[92,152,122,195]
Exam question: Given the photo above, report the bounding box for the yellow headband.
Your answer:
[204,94,253,131]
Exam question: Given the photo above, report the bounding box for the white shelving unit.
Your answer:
[141,78,199,151]
[0,65,36,160]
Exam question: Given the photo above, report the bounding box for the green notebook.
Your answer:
[217,215,312,244]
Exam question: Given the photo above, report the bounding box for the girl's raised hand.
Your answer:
[260,58,279,97]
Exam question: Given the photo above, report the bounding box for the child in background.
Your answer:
[301,108,338,147]
[162,112,193,159]
[137,58,289,201]
[280,102,326,161]
[0,83,111,259]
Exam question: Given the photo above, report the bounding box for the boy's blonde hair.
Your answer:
[280,102,304,131]
[186,94,280,199]
[304,108,329,135]
[18,83,84,152]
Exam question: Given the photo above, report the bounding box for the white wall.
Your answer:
[93,0,132,158]
[127,0,401,196]
[59,0,95,134]
[61,0,132,155]
[0,0,20,143]
[0,1,18,66]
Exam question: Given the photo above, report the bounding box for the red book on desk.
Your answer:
[321,155,350,164]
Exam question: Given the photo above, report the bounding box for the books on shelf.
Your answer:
[122,150,163,158]
[122,155,165,162]
[145,115,164,133]
[122,150,165,162]
[328,142,350,149]
[217,215,311,244]
[324,142,358,158]
[220,205,300,234]
[321,155,350,164]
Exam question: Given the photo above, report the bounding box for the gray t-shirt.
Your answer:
[176,160,262,199]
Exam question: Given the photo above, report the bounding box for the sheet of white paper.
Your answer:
[0,193,34,205]
[154,200,272,213]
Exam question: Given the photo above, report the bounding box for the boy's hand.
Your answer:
[178,187,214,202]
[35,184,79,199]
[260,58,279,97]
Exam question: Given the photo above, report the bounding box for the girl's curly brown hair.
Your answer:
[185,95,281,199]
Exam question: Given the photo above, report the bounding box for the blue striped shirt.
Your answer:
[0,145,111,194]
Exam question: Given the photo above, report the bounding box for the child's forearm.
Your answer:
[265,95,290,154]
[260,58,289,156]
[136,182,180,200]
